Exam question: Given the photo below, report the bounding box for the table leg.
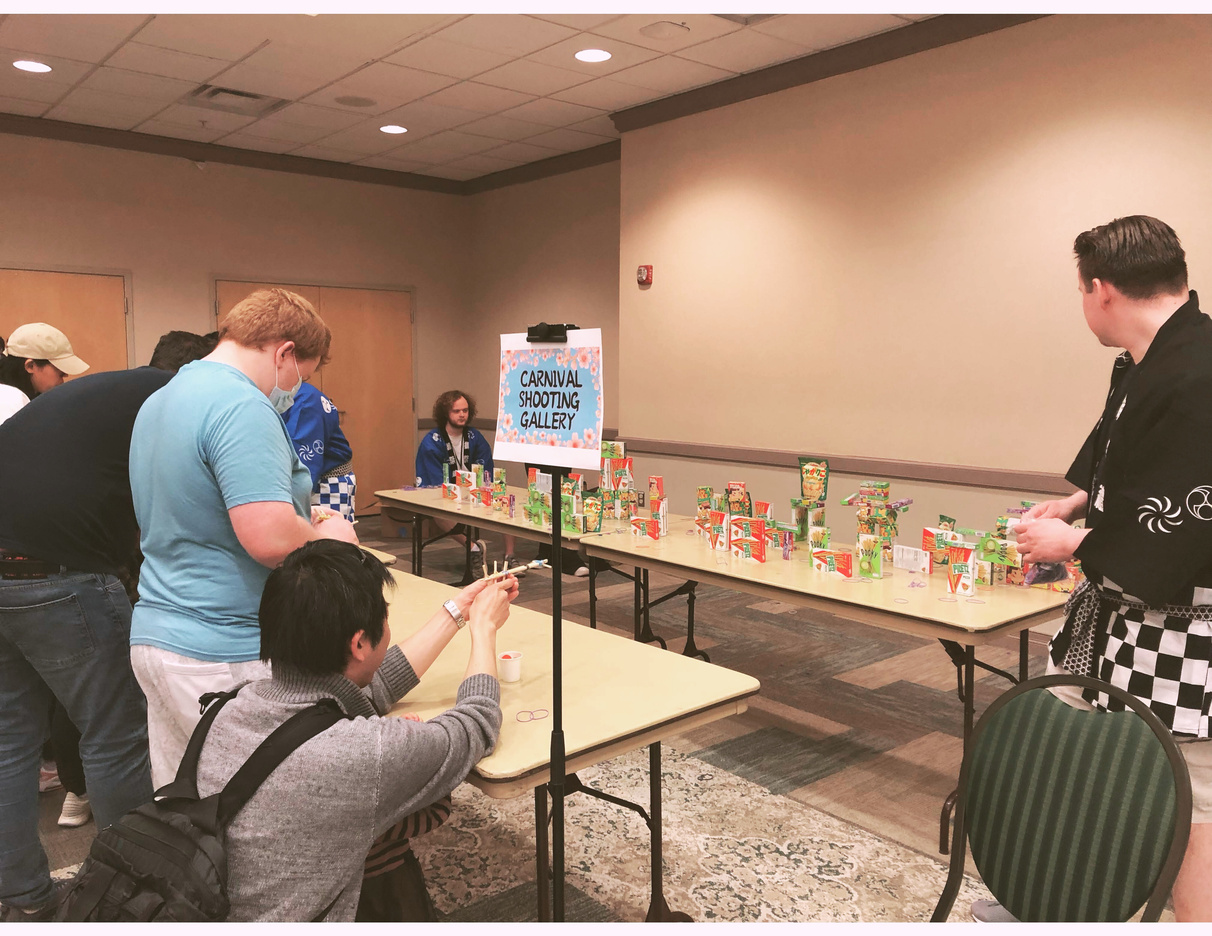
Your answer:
[940,644,975,855]
[589,559,598,630]
[633,567,642,641]
[634,570,668,650]
[1019,629,1029,681]
[680,583,707,662]
[413,516,422,577]
[535,785,550,923]
[645,742,691,922]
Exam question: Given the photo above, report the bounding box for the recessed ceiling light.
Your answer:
[13,60,52,73]
[574,49,612,64]
[380,124,407,135]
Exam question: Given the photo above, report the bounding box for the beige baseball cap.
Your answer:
[3,323,90,375]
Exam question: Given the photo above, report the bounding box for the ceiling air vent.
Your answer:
[184,85,289,118]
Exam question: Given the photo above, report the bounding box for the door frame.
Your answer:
[1,262,135,368]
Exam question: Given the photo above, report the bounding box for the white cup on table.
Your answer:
[498,650,522,683]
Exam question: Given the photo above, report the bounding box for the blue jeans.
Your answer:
[0,570,153,909]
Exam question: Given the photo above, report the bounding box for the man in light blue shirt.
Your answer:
[129,288,359,787]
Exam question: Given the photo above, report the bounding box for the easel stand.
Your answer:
[542,464,568,921]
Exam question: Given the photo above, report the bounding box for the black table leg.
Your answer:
[412,516,423,577]
[633,567,642,641]
[634,569,667,649]
[589,558,598,630]
[535,785,550,922]
[1020,629,1029,681]
[680,584,707,661]
[645,742,691,922]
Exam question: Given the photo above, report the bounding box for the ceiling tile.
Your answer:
[474,59,590,97]
[455,113,550,142]
[676,29,811,73]
[225,116,331,146]
[0,94,47,117]
[48,86,165,121]
[287,143,362,162]
[589,14,744,53]
[131,15,266,61]
[0,47,95,86]
[896,14,938,23]
[104,42,230,83]
[527,15,624,31]
[41,105,141,131]
[215,131,299,154]
[422,81,533,114]
[383,36,513,80]
[523,127,615,153]
[152,102,256,133]
[250,102,363,133]
[498,97,605,128]
[374,99,481,138]
[0,67,79,105]
[204,62,328,101]
[132,117,228,143]
[304,62,457,114]
[420,164,481,181]
[525,33,660,77]
[0,14,147,64]
[442,152,524,175]
[227,39,370,83]
[309,119,416,156]
[480,140,564,164]
[354,153,439,172]
[431,15,578,58]
[609,56,734,94]
[391,128,505,161]
[240,13,458,62]
[750,14,909,52]
[79,67,196,104]
[566,114,620,138]
[551,77,660,112]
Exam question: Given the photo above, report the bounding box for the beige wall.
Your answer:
[466,160,620,430]
[618,14,1212,479]
[0,132,471,410]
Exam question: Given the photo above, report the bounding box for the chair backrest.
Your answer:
[934,674,1192,923]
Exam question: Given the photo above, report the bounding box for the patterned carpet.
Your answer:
[37,521,1068,922]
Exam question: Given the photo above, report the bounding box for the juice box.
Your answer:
[648,475,664,500]
[813,549,853,578]
[892,544,931,574]
[583,496,602,533]
[600,440,625,459]
[857,534,883,579]
[799,457,829,505]
[631,517,660,540]
[709,510,729,551]
[946,544,976,596]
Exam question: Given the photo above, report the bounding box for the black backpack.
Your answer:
[56,689,349,922]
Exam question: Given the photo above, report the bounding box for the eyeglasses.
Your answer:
[515,709,549,723]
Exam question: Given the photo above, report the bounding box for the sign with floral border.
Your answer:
[494,328,603,471]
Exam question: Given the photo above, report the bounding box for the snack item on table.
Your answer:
[583,496,602,533]
[441,482,457,500]
[709,510,729,550]
[600,440,625,459]
[857,533,883,579]
[946,543,976,596]
[892,544,931,574]
[809,525,831,549]
[730,517,766,562]
[631,517,660,540]
[727,482,750,517]
[696,486,714,535]
[813,548,853,578]
[799,457,830,505]
[651,496,668,536]
[477,488,492,508]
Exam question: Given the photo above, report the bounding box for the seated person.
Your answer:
[415,389,519,568]
[282,380,357,522]
[195,540,518,921]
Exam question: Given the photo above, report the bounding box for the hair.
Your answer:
[219,288,332,364]
[1073,215,1188,300]
[259,540,396,676]
[0,336,45,399]
[433,389,476,428]
[148,330,219,372]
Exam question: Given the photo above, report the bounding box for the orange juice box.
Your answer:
[709,510,729,550]
[946,544,976,596]
[600,441,625,459]
[648,475,664,500]
[631,517,660,540]
[583,496,602,533]
[813,549,853,578]
[857,534,883,578]
[892,544,931,574]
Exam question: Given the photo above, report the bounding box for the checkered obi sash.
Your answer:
[1051,577,1212,738]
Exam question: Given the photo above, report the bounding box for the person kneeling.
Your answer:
[195,539,518,921]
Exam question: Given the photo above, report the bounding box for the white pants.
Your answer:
[130,644,271,790]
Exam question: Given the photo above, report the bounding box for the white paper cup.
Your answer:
[498,650,522,683]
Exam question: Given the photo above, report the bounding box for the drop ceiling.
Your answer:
[0,13,933,182]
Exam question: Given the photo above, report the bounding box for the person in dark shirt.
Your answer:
[0,331,211,921]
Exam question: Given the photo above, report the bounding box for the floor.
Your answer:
[35,519,1167,921]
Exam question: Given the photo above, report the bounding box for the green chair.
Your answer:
[933,674,1192,922]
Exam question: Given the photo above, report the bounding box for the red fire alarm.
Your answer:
[637,264,653,286]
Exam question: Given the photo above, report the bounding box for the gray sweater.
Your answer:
[195,645,501,921]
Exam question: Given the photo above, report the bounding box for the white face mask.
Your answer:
[269,352,302,414]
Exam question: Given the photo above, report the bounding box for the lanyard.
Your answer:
[443,430,468,471]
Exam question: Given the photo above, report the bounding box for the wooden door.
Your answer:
[317,286,413,516]
[216,279,413,517]
[0,268,128,375]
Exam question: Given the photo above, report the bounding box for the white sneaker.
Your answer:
[58,792,92,828]
[39,763,62,793]
[574,565,590,577]
[971,899,1018,923]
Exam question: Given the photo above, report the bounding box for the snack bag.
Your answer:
[857,534,883,579]
[631,517,660,540]
[938,514,956,532]
[583,496,602,533]
[946,544,976,596]
[799,457,829,505]
[709,510,729,551]
[813,549,853,578]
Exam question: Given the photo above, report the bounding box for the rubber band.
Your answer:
[938,596,958,603]
[515,709,550,723]
[966,598,986,605]
[894,597,910,604]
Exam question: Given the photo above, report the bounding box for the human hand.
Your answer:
[314,515,359,545]
[311,506,332,524]
[1022,500,1071,522]
[455,574,519,617]
[1015,518,1087,564]
[469,582,511,634]
[400,712,421,723]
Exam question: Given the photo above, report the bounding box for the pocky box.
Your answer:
[755,500,774,525]
[561,495,581,535]
[790,499,809,541]
[813,549,854,578]
[799,457,829,505]
[857,534,883,579]
[709,510,729,551]
[892,544,931,574]
[946,544,976,596]
[978,534,1021,567]
[493,468,507,492]
[729,516,766,544]
[442,462,450,485]
[809,525,831,549]
[631,517,661,540]
[600,440,626,459]
[975,560,992,587]
[731,538,767,562]
[696,486,714,535]
[583,496,603,533]
[472,464,484,490]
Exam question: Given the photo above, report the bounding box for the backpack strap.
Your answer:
[155,689,241,801]
[214,698,348,828]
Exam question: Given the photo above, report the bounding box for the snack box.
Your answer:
[812,549,854,578]
[441,482,458,500]
[695,486,714,536]
[492,493,509,513]
[809,525,831,549]
[508,493,516,519]
[648,475,665,500]
[583,496,603,533]
[455,470,475,503]
[621,489,640,521]
[726,482,749,517]
[442,462,450,484]
[651,496,668,536]
[978,534,1022,567]
[709,510,729,551]
[923,527,962,566]
[892,544,931,574]
[493,467,507,490]
[778,530,795,560]
[527,466,540,491]
[857,533,883,579]
[946,543,976,596]
[476,488,493,508]
[729,516,766,545]
[600,440,626,459]
[975,560,993,587]
[731,538,767,562]
[790,499,809,541]
[602,457,634,492]
[472,464,484,489]
[631,517,661,540]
